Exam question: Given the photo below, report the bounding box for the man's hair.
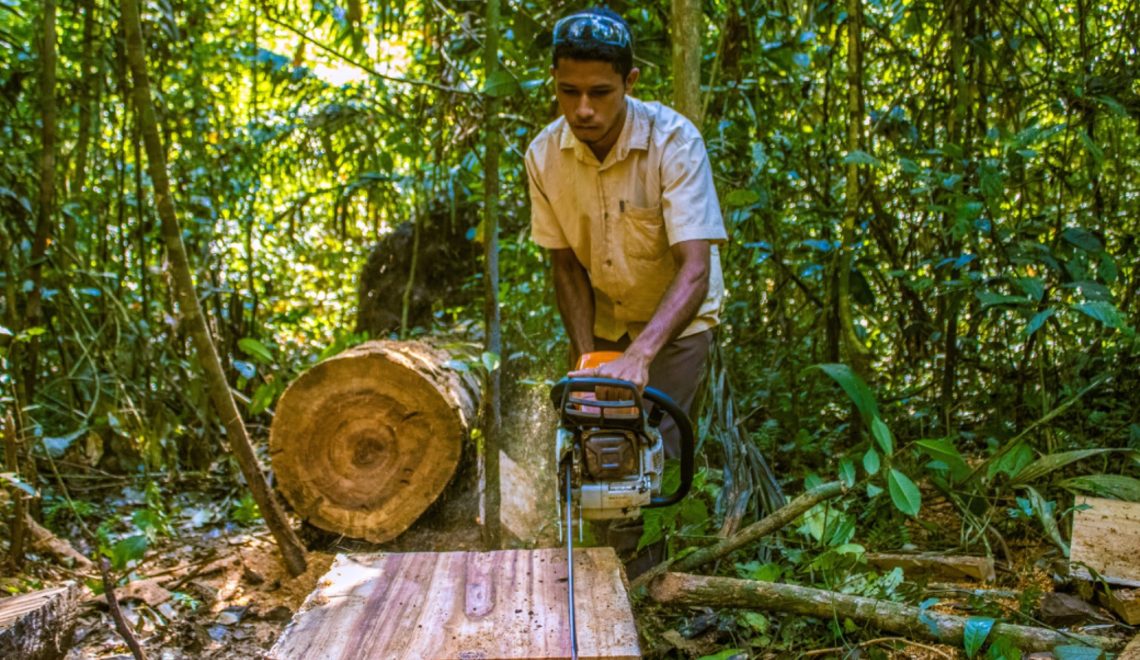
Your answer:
[552,7,634,79]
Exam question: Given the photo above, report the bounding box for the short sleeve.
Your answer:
[660,137,728,246]
[526,147,570,249]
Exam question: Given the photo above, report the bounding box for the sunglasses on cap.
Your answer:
[552,13,632,49]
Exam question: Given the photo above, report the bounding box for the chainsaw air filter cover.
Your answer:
[582,430,639,480]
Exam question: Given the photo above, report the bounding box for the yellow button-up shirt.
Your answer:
[526,97,727,342]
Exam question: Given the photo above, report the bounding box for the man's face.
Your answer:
[552,58,639,151]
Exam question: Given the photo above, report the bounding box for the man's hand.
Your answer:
[568,349,652,398]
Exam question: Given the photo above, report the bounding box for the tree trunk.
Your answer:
[482,0,503,548]
[0,584,81,660]
[838,0,869,376]
[269,340,481,543]
[23,0,58,403]
[671,0,702,126]
[119,0,307,576]
[648,573,1125,653]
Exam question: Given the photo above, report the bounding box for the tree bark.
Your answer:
[482,0,503,548]
[23,0,58,403]
[120,0,307,576]
[671,0,703,126]
[838,0,870,375]
[632,481,845,590]
[269,340,481,543]
[69,0,100,264]
[649,572,1125,653]
[4,413,27,571]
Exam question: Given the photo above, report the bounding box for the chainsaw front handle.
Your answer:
[549,377,695,508]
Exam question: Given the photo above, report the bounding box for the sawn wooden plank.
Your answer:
[270,547,639,659]
[1070,496,1140,587]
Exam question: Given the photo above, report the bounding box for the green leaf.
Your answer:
[1058,474,1140,502]
[740,611,769,634]
[1023,486,1068,556]
[1062,227,1103,252]
[483,70,519,97]
[915,438,971,482]
[481,351,501,373]
[1078,131,1104,165]
[866,483,884,498]
[871,416,894,456]
[725,189,761,207]
[843,150,881,167]
[1024,308,1055,337]
[814,363,880,422]
[1016,277,1045,302]
[976,291,1030,309]
[249,382,277,415]
[0,472,38,497]
[697,650,746,660]
[964,616,995,658]
[863,447,881,475]
[238,337,274,364]
[109,535,148,570]
[1054,645,1105,660]
[1012,448,1128,485]
[888,468,921,516]
[838,458,856,487]
[1073,301,1122,329]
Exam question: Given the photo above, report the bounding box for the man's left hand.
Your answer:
[568,350,651,397]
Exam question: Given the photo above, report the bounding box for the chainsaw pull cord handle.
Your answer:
[548,377,695,508]
[641,386,695,509]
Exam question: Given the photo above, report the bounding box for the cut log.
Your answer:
[1099,587,1140,625]
[269,548,639,659]
[0,583,80,660]
[270,340,480,543]
[648,572,1125,653]
[865,552,995,582]
[1120,633,1140,660]
[1070,496,1140,587]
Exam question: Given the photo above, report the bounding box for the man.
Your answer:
[525,7,727,461]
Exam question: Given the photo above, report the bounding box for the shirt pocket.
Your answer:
[620,204,669,260]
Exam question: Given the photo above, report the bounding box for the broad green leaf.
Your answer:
[481,351,501,373]
[740,611,769,634]
[1054,645,1105,660]
[871,416,894,456]
[814,364,880,421]
[1016,277,1045,302]
[109,535,149,570]
[888,468,922,516]
[1058,474,1140,502]
[863,447,881,475]
[725,189,761,207]
[1062,227,1103,252]
[483,70,519,97]
[238,337,274,364]
[697,650,745,660]
[987,442,1036,480]
[843,150,880,167]
[976,291,1030,308]
[1072,301,1122,329]
[1024,308,1055,337]
[0,472,38,497]
[866,483,883,498]
[1012,448,1127,485]
[915,438,971,482]
[964,616,995,658]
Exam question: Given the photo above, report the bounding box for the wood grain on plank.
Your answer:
[270,548,639,660]
[1070,497,1140,587]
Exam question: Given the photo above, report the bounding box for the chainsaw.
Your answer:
[549,351,695,659]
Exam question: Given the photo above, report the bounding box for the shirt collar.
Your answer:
[558,97,651,168]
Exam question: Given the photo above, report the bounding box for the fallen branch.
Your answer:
[26,515,94,570]
[648,572,1126,653]
[100,559,149,660]
[803,636,954,658]
[631,481,846,591]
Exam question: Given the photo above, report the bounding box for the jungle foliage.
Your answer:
[2,0,1139,655]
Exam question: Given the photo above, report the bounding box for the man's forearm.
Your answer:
[551,249,596,365]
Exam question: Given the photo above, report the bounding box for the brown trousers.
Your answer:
[592,329,713,459]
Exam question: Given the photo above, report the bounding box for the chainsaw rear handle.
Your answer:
[549,377,695,508]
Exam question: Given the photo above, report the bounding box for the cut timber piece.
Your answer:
[1099,587,1140,625]
[270,340,479,543]
[269,548,639,659]
[866,552,995,582]
[0,583,80,660]
[1121,634,1140,660]
[1070,496,1140,587]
